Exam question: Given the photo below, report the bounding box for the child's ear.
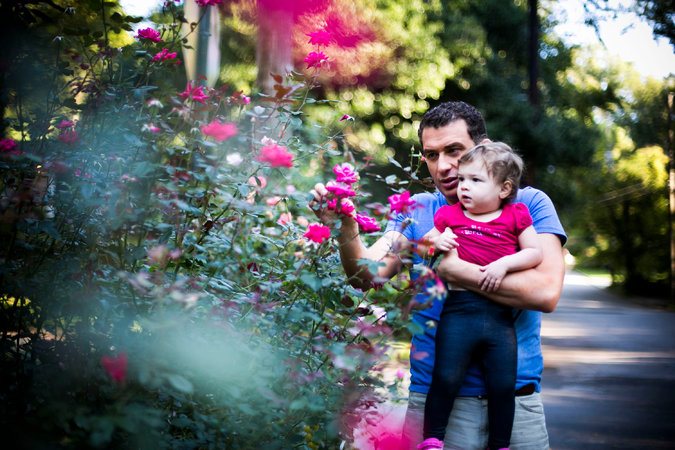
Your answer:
[499,181,512,200]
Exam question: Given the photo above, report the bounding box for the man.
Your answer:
[311,101,566,449]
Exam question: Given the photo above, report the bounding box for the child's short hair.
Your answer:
[458,141,524,203]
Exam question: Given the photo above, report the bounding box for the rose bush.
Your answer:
[0,2,430,448]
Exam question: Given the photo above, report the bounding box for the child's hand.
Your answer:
[432,227,458,253]
[478,260,508,292]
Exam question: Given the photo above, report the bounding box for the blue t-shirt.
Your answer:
[385,187,567,396]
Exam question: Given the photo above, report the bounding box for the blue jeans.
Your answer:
[423,290,517,449]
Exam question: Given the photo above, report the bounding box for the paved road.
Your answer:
[542,271,675,449]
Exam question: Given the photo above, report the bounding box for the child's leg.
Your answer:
[423,301,481,441]
[482,304,517,450]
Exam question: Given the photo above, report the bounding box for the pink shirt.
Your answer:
[434,202,533,267]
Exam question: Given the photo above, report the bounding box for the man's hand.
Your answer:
[309,182,355,224]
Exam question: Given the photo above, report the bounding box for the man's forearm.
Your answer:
[336,218,403,290]
[436,234,565,312]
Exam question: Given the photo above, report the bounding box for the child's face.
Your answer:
[457,159,511,215]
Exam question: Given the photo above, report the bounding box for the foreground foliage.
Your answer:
[0,2,420,447]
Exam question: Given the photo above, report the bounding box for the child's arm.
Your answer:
[421,227,458,255]
[478,225,543,292]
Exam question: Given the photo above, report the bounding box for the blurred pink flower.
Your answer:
[304,51,327,69]
[325,181,356,198]
[248,175,267,188]
[229,91,250,105]
[147,98,163,108]
[277,212,293,225]
[258,144,293,168]
[57,130,79,144]
[201,121,238,142]
[0,138,18,154]
[355,214,381,233]
[327,198,355,217]
[152,48,178,62]
[304,223,331,243]
[143,123,161,132]
[388,191,417,215]
[333,163,359,184]
[102,352,128,383]
[306,30,333,47]
[352,412,412,450]
[196,0,223,5]
[340,114,354,121]
[266,196,282,206]
[135,27,163,43]
[56,120,74,129]
[178,81,209,104]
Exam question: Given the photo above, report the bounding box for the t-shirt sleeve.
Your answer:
[512,202,533,235]
[433,205,453,232]
[519,188,567,246]
[385,210,414,239]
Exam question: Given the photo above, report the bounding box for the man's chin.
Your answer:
[440,189,458,205]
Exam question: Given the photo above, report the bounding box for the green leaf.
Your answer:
[357,258,385,275]
[166,374,193,394]
[387,156,402,169]
[300,273,322,291]
[39,221,61,240]
[289,399,306,410]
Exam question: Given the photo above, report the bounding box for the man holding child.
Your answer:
[311,101,566,449]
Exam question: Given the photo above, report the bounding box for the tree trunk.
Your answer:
[255,0,295,95]
[182,0,221,87]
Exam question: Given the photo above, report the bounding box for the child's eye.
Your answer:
[473,177,481,182]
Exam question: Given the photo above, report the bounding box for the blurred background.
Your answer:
[124,0,675,304]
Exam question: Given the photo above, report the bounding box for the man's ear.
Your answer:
[479,138,492,144]
[499,181,512,200]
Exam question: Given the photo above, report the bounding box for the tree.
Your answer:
[635,0,675,46]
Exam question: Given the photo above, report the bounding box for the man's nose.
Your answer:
[438,154,458,172]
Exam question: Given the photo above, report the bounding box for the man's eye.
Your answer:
[425,153,438,160]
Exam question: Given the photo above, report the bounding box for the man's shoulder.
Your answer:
[516,187,567,244]
[411,190,448,223]
[516,186,548,203]
[411,190,445,205]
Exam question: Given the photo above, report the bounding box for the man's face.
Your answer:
[421,120,476,204]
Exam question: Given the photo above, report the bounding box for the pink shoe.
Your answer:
[417,437,443,449]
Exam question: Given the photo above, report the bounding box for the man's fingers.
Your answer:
[309,183,328,208]
[313,182,327,197]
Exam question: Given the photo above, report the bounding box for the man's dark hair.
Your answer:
[418,101,488,145]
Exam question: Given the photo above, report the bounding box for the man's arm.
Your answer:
[310,182,408,290]
[436,233,565,312]
[335,216,408,290]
